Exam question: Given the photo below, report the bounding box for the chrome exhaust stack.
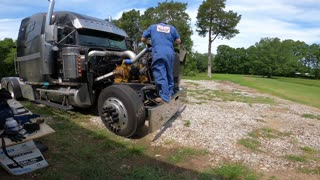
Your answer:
[46,0,55,28]
[45,0,57,42]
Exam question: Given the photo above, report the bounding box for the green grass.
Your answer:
[238,138,261,151]
[125,166,188,180]
[199,163,260,180]
[300,146,319,154]
[184,120,191,127]
[298,167,320,175]
[248,128,291,139]
[183,74,320,108]
[285,155,308,162]
[268,176,278,180]
[283,146,320,165]
[119,145,146,158]
[168,148,209,164]
[302,114,320,120]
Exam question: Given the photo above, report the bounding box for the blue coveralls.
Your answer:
[142,23,180,102]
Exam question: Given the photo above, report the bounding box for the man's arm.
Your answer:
[141,26,151,44]
[141,37,148,44]
[175,38,181,44]
[172,26,181,44]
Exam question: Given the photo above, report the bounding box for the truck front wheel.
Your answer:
[98,85,145,137]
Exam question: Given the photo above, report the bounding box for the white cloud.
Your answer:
[0,18,21,40]
[190,0,320,53]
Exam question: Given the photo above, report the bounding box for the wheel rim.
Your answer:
[101,97,129,132]
[7,83,15,99]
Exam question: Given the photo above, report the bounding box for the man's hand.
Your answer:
[141,37,147,44]
[175,38,181,44]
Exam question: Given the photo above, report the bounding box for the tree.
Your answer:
[280,40,308,76]
[183,56,198,76]
[196,0,241,78]
[0,38,16,78]
[194,52,208,73]
[253,38,284,77]
[140,1,193,51]
[214,45,234,73]
[307,44,320,79]
[113,9,141,51]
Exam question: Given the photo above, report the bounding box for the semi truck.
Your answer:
[1,0,186,137]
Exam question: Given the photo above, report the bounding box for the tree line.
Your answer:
[187,38,320,79]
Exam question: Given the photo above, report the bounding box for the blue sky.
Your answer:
[0,0,319,53]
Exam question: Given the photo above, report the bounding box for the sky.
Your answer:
[0,0,319,53]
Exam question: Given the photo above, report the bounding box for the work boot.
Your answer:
[154,97,164,104]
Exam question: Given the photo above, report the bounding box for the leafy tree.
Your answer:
[307,44,320,79]
[248,38,312,77]
[189,52,207,73]
[113,9,141,51]
[252,37,284,77]
[0,38,16,78]
[214,45,234,73]
[196,0,241,78]
[280,40,308,76]
[214,45,250,74]
[235,47,251,74]
[183,56,198,76]
[140,1,193,51]
[246,45,259,75]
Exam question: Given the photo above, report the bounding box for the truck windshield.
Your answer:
[79,33,127,50]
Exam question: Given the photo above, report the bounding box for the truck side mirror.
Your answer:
[45,25,58,42]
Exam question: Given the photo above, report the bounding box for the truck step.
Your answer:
[35,100,73,111]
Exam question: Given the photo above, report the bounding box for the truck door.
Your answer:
[16,15,45,82]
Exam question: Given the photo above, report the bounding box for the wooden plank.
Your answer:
[0,123,55,148]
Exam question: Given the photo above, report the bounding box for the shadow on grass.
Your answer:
[0,101,219,180]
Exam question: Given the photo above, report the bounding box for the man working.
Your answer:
[141,20,181,103]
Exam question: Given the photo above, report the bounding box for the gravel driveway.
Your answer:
[89,79,320,177]
[151,80,320,173]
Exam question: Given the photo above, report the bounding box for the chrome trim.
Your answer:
[16,52,41,62]
[88,50,136,60]
[73,18,128,37]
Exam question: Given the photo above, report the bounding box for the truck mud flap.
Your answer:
[147,88,187,133]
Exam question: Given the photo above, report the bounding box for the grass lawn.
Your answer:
[183,73,320,109]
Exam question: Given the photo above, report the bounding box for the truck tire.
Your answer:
[7,78,22,99]
[98,85,145,137]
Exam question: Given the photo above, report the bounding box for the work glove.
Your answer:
[4,129,26,142]
[23,123,40,134]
